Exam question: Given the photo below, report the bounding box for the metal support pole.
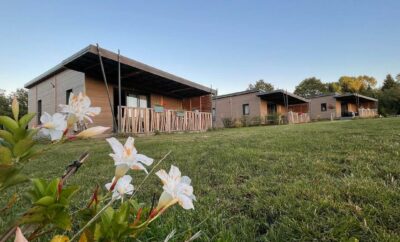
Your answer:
[96,44,117,132]
[118,50,122,133]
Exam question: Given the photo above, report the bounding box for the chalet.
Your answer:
[309,93,378,120]
[24,45,216,134]
[212,89,310,127]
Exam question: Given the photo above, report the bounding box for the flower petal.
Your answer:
[177,194,194,210]
[15,227,28,242]
[106,137,124,156]
[157,191,174,210]
[136,154,154,166]
[169,165,181,181]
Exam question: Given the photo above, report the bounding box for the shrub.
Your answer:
[222,117,234,128]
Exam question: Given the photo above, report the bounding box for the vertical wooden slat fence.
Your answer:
[287,111,310,124]
[120,106,212,134]
[358,108,378,118]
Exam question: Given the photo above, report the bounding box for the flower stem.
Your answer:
[129,150,171,199]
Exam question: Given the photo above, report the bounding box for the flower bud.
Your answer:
[12,97,19,121]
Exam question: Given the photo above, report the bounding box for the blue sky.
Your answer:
[0,1,399,94]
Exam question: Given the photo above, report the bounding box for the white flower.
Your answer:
[156,165,196,210]
[40,112,67,141]
[59,92,101,123]
[106,137,153,176]
[105,175,134,200]
[76,126,110,139]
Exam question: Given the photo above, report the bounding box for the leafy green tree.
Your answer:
[294,77,327,98]
[396,73,400,82]
[247,79,274,92]
[381,74,398,91]
[326,82,341,93]
[378,87,400,116]
[0,93,11,117]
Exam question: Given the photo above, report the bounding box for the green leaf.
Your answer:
[0,130,15,145]
[61,185,80,200]
[45,178,60,196]
[34,196,55,206]
[0,116,19,133]
[13,127,27,142]
[32,178,46,197]
[19,113,36,129]
[115,202,130,224]
[0,146,13,165]
[13,138,34,157]
[101,206,115,228]
[53,211,72,230]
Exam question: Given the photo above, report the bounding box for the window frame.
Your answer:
[321,103,327,112]
[37,100,42,124]
[66,89,73,104]
[242,104,250,116]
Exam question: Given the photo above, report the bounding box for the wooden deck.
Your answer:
[120,106,212,134]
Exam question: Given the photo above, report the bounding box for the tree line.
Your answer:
[0,88,28,117]
[248,74,400,116]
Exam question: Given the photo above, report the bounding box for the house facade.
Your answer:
[309,93,378,120]
[213,90,310,127]
[25,45,216,133]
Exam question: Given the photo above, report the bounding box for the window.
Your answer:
[66,89,73,104]
[321,103,327,112]
[37,100,42,124]
[126,93,148,108]
[243,104,250,115]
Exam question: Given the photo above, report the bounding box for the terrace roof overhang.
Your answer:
[257,90,310,105]
[334,93,378,103]
[24,45,216,98]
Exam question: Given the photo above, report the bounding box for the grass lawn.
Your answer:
[1,118,400,241]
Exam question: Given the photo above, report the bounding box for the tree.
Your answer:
[326,82,341,93]
[381,74,398,91]
[294,77,327,98]
[338,75,377,93]
[0,88,28,118]
[247,79,274,92]
[396,73,400,82]
[378,87,400,116]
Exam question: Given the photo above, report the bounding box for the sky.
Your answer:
[0,0,399,95]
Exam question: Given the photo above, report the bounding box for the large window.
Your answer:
[242,104,250,115]
[126,93,148,108]
[321,103,327,112]
[66,89,73,104]
[37,100,42,124]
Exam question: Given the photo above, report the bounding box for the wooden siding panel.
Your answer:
[85,76,114,129]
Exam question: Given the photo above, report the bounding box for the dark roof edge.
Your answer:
[214,89,260,99]
[335,93,378,102]
[24,44,216,95]
[257,89,310,103]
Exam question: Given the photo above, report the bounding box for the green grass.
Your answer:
[2,118,400,241]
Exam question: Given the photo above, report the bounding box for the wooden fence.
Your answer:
[287,111,310,124]
[359,108,378,118]
[120,106,212,134]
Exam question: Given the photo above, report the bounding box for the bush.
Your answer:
[265,113,280,125]
[240,115,251,127]
[222,117,234,128]
[250,116,262,126]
